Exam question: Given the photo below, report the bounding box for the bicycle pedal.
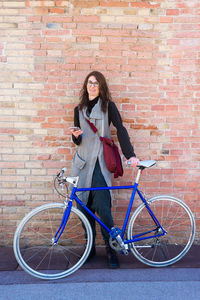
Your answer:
[120,249,129,255]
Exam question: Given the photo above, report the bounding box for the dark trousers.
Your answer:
[78,160,114,242]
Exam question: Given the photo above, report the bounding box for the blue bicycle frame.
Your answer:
[53,182,167,245]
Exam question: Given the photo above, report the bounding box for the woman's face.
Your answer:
[87,75,100,100]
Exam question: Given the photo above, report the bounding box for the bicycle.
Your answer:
[13,160,195,280]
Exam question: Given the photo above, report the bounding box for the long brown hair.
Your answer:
[79,71,112,113]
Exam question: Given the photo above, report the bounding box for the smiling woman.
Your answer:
[69,71,139,269]
[78,71,113,113]
[87,76,100,100]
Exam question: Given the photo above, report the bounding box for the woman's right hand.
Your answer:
[126,157,140,167]
[70,128,83,139]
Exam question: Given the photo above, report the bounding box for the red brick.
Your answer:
[38,109,66,116]
[73,16,100,23]
[0,129,19,134]
[42,29,71,36]
[42,16,72,23]
[42,123,65,128]
[131,2,160,8]
[33,7,48,15]
[174,169,187,175]
[72,29,101,36]
[166,9,180,16]
[0,201,25,206]
[32,116,45,122]
[57,148,70,154]
[0,0,199,247]
[160,17,173,23]
[55,1,69,6]
[28,16,41,22]
[73,1,99,8]
[0,162,24,168]
[151,105,165,111]
[49,8,64,14]
[100,1,129,8]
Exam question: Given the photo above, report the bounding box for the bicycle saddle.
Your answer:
[137,160,156,169]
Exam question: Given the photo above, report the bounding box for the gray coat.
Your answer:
[70,99,112,204]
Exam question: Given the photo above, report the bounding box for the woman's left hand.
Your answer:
[126,157,140,167]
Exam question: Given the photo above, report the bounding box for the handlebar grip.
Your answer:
[57,167,67,178]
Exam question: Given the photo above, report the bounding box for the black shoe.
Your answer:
[105,241,119,269]
[107,251,119,269]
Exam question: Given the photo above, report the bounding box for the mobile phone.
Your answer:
[69,126,81,131]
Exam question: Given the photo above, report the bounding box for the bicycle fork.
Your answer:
[52,200,72,245]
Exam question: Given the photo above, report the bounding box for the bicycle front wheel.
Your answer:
[127,195,195,267]
[13,203,93,280]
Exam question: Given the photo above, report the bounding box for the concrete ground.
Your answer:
[0,246,200,300]
[1,268,200,300]
[1,244,200,271]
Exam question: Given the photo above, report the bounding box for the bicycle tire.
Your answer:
[13,203,93,280]
[127,195,195,267]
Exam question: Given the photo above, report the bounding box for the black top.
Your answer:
[72,98,135,159]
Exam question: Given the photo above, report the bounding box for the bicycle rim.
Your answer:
[13,203,93,280]
[127,196,195,267]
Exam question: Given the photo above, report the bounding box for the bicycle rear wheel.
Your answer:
[127,195,195,267]
[13,203,93,280]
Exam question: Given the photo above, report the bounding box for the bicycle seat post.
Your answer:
[135,167,143,184]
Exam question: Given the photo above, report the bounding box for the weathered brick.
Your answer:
[29,1,55,7]
[0,0,199,247]
[0,9,19,15]
[3,2,26,8]
[166,9,180,16]
[55,1,69,6]
[74,15,100,23]
[74,1,99,8]
[100,1,129,8]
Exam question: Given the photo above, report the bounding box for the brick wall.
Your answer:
[0,0,199,246]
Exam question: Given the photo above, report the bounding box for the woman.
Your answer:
[70,71,139,268]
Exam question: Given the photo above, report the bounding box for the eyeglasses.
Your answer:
[87,80,99,87]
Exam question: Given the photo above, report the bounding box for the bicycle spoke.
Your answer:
[35,247,53,271]
[22,246,50,264]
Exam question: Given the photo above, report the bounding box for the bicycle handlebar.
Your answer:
[55,160,156,191]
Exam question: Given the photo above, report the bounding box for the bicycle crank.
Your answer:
[109,227,129,255]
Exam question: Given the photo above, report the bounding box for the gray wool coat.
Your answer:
[70,99,112,204]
